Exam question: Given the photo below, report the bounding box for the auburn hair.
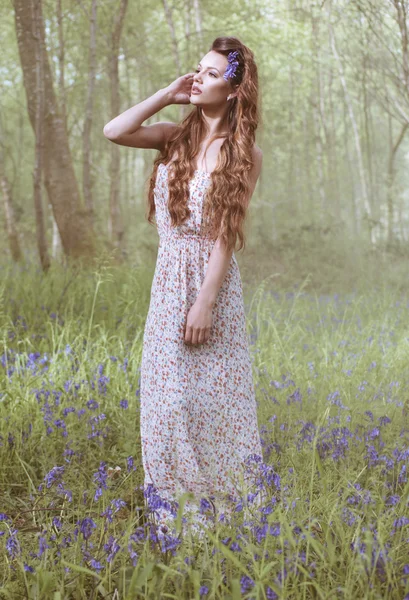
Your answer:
[145,36,260,253]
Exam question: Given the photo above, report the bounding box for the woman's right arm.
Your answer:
[103,73,195,150]
[102,88,174,150]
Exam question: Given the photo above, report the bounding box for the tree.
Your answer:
[13,0,95,262]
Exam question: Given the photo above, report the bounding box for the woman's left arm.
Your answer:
[184,146,263,345]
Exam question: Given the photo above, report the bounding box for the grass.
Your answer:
[1,237,409,599]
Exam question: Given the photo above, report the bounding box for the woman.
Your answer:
[104,36,264,537]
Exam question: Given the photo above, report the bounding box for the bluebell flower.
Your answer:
[87,399,99,410]
[6,529,20,558]
[37,535,51,557]
[52,516,63,530]
[79,518,96,541]
[24,563,35,573]
[98,376,110,395]
[394,516,409,529]
[90,558,104,571]
[93,461,108,500]
[223,50,239,81]
[240,575,254,593]
[104,535,121,562]
[41,466,65,490]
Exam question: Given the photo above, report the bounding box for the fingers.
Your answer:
[184,324,192,345]
[184,326,210,346]
[197,329,208,344]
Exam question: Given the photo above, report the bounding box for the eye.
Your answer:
[195,69,217,77]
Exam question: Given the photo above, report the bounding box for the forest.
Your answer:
[1,0,409,598]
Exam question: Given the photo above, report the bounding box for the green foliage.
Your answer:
[0,257,409,598]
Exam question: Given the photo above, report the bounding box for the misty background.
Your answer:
[2,0,409,293]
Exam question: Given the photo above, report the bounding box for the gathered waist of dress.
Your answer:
[158,232,238,265]
[159,232,215,246]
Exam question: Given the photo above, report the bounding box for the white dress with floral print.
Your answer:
[140,163,263,535]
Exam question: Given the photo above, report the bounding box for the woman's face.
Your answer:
[190,50,236,105]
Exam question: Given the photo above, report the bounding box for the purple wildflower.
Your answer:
[79,517,96,541]
[87,399,99,410]
[93,461,108,500]
[90,558,104,571]
[6,529,20,558]
[24,563,35,573]
[104,535,121,562]
[223,50,239,81]
[240,575,254,593]
[394,516,409,529]
[37,534,51,557]
[41,466,65,490]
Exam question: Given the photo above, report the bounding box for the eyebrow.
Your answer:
[198,62,221,75]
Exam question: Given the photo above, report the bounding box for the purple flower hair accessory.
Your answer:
[223,50,240,81]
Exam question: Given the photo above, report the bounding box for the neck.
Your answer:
[200,108,229,138]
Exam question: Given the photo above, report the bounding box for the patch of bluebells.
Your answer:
[3,318,409,589]
[38,466,73,502]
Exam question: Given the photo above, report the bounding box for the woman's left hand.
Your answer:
[184,299,213,345]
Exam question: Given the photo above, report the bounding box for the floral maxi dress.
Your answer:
[140,163,263,534]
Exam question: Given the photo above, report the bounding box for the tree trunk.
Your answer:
[0,103,22,262]
[83,0,98,221]
[193,0,205,57]
[32,0,50,271]
[13,0,95,261]
[328,6,375,245]
[108,0,128,257]
[310,12,327,222]
[386,120,408,249]
[162,0,187,122]
[56,0,68,137]
[0,167,22,262]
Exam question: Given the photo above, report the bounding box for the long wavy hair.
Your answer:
[146,36,260,253]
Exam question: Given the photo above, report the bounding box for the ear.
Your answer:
[230,84,240,98]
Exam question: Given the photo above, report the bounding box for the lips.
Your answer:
[191,85,202,94]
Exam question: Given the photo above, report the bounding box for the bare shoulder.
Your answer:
[243,145,263,207]
[253,144,263,164]
[251,144,263,180]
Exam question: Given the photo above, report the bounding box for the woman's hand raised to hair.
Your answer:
[164,72,196,105]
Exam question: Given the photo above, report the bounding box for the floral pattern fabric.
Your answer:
[140,163,263,535]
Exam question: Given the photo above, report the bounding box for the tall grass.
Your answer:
[1,239,409,599]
